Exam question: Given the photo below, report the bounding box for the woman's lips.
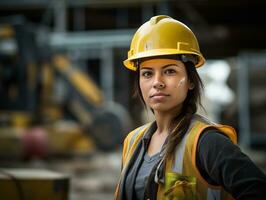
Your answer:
[150,93,169,100]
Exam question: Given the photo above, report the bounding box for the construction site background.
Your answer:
[0,1,266,200]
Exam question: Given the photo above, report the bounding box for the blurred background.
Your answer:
[0,0,266,199]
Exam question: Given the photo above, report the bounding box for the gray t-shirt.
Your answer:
[134,152,161,200]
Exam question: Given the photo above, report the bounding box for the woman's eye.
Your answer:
[165,69,176,75]
[141,71,152,77]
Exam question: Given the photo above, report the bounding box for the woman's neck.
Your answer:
[153,111,177,134]
[153,104,183,134]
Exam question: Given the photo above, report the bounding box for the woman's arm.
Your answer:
[197,130,266,200]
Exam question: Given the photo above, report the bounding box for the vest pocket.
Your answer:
[164,172,196,200]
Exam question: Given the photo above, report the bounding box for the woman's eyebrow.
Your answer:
[140,63,179,70]
[139,67,151,70]
[162,64,179,69]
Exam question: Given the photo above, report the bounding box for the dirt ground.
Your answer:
[67,151,121,200]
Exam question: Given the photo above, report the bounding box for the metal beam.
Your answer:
[0,0,166,8]
[49,29,135,50]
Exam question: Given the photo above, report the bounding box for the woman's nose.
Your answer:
[153,74,165,89]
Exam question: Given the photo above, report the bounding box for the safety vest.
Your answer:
[114,114,237,200]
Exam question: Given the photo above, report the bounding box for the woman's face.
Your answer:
[139,58,193,113]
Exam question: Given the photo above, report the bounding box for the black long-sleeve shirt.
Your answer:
[197,130,266,200]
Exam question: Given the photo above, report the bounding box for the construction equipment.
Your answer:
[0,15,131,158]
[0,168,70,200]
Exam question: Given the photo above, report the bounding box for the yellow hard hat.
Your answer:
[123,15,205,71]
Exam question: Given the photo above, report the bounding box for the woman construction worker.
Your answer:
[114,15,266,200]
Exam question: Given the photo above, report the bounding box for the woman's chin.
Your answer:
[150,103,182,115]
[150,105,171,112]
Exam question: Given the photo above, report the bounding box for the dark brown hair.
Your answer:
[133,56,204,156]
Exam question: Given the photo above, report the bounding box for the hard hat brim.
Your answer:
[123,49,205,71]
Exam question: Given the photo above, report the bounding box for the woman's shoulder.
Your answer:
[191,114,216,126]
[192,113,237,144]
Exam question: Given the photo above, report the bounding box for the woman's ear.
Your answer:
[188,81,195,90]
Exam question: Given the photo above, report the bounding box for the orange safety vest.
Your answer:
[114,114,237,200]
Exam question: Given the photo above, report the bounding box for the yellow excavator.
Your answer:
[0,15,131,159]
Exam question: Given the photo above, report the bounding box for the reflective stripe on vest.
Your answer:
[128,124,149,152]
[207,188,221,200]
[123,123,151,166]
[170,115,203,173]
[172,130,190,173]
